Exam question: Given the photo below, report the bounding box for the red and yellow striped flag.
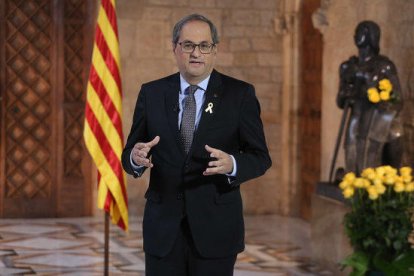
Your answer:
[83,0,128,231]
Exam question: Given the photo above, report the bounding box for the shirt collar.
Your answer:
[179,74,210,94]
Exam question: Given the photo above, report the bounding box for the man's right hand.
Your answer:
[131,136,160,168]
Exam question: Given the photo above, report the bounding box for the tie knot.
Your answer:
[185,85,199,95]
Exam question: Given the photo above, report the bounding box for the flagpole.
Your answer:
[104,212,110,276]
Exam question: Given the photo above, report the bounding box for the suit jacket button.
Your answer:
[177,192,184,200]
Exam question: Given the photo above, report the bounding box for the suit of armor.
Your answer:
[337,21,403,174]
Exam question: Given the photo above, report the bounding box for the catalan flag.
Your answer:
[83,0,128,231]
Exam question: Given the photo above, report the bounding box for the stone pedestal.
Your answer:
[311,182,352,275]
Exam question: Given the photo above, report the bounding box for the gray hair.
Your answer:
[172,14,219,45]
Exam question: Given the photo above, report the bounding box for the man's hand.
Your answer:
[203,145,233,175]
[131,136,160,168]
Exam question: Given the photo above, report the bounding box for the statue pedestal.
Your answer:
[311,182,352,275]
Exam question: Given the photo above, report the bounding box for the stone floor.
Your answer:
[0,215,334,275]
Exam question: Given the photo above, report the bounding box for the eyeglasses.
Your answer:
[177,41,216,54]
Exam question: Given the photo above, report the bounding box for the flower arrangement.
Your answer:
[339,166,414,275]
[367,78,393,103]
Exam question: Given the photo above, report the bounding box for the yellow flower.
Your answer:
[361,168,376,180]
[384,166,397,175]
[354,178,365,188]
[402,175,412,183]
[379,90,391,101]
[400,167,412,176]
[375,166,386,176]
[362,179,371,188]
[374,184,386,194]
[394,182,405,193]
[372,177,383,186]
[362,167,374,176]
[379,78,392,93]
[344,172,356,183]
[339,180,350,190]
[405,182,414,192]
[367,186,379,200]
[367,87,380,103]
[343,187,355,198]
[384,175,396,185]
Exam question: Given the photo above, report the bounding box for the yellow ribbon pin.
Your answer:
[205,102,213,114]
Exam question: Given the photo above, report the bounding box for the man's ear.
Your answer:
[213,44,218,54]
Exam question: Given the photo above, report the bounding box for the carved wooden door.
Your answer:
[0,0,96,217]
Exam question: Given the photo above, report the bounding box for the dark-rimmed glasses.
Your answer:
[177,41,216,54]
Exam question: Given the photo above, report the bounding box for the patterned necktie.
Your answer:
[180,85,198,153]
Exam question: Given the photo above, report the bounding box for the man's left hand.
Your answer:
[203,145,233,175]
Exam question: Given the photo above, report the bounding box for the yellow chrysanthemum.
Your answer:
[400,167,412,176]
[362,179,371,188]
[367,87,380,103]
[384,175,396,185]
[379,90,391,101]
[339,180,350,190]
[402,175,412,183]
[343,187,355,198]
[361,168,377,180]
[344,172,356,183]
[374,184,386,194]
[394,182,405,193]
[405,183,414,192]
[372,177,383,186]
[379,78,393,93]
[384,166,397,175]
[375,166,386,176]
[361,167,374,176]
[367,186,379,200]
[354,178,365,188]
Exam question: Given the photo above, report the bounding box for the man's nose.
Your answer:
[190,46,202,57]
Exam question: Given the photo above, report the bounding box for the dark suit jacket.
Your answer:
[122,69,271,258]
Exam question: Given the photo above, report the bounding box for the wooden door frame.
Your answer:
[0,0,5,215]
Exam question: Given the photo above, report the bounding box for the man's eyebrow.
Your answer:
[181,40,210,43]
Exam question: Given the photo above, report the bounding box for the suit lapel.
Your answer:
[164,73,184,154]
[191,70,223,153]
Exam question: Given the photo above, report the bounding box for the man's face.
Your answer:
[173,20,217,84]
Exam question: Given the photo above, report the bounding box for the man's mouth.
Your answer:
[190,61,204,65]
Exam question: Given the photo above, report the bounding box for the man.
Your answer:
[122,13,271,276]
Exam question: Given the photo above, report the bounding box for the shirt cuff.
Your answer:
[130,152,145,176]
[226,155,237,184]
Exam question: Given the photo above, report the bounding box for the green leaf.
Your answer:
[373,251,414,276]
[340,251,369,276]
[393,240,402,251]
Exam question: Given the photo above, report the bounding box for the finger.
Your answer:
[132,146,149,157]
[132,147,154,165]
[208,160,221,167]
[133,142,147,151]
[203,166,220,175]
[141,158,154,168]
[133,155,153,168]
[147,136,160,147]
[134,136,160,151]
[203,168,217,175]
[134,149,148,159]
[205,144,221,158]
